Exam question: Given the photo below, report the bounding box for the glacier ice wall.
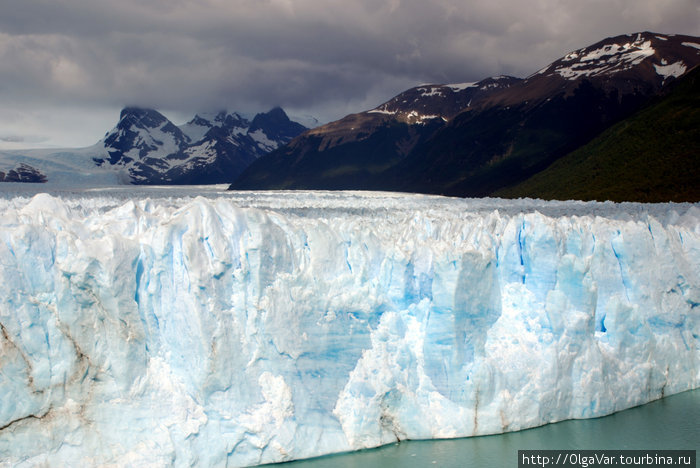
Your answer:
[0,190,698,467]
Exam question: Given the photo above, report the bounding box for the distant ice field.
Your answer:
[0,184,697,221]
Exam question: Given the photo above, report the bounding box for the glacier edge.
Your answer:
[0,190,698,467]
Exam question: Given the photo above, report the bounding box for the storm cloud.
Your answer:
[1,0,698,148]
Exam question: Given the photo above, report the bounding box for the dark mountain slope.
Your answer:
[389,78,651,196]
[231,76,519,190]
[231,32,700,200]
[494,65,700,202]
[233,119,445,190]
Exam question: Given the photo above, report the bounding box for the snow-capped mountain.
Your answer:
[479,32,700,109]
[95,107,308,184]
[288,75,521,158]
[540,32,697,84]
[100,107,190,167]
[368,75,521,123]
[231,32,700,200]
[394,31,700,197]
[0,106,309,186]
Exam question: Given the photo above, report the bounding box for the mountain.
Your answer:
[493,64,700,202]
[230,76,520,190]
[94,107,308,184]
[0,163,47,183]
[230,32,700,200]
[391,32,700,197]
[0,106,308,186]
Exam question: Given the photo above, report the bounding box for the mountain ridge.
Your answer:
[231,31,700,201]
[96,106,308,184]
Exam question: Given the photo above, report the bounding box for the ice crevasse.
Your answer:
[0,190,698,467]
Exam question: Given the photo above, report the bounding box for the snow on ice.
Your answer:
[0,188,698,467]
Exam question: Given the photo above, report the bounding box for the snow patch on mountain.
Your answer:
[579,40,654,63]
[179,112,250,144]
[654,61,688,80]
[249,129,279,152]
[418,86,446,98]
[179,117,215,142]
[367,108,398,115]
[551,34,665,80]
[447,82,478,92]
[181,140,218,165]
[554,39,656,79]
[140,121,183,157]
[406,111,441,123]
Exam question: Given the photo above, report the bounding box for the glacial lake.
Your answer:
[266,388,699,467]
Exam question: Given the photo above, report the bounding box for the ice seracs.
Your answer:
[0,189,698,467]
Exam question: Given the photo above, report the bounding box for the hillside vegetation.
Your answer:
[496,66,700,202]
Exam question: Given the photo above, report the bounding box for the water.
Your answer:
[266,389,699,467]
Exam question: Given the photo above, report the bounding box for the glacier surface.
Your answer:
[0,188,698,467]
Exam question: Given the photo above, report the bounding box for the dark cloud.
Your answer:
[0,0,698,148]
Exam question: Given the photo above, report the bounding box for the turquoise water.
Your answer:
[266,389,699,467]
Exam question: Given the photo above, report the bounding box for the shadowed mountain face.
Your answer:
[0,163,47,183]
[494,64,700,203]
[231,32,700,201]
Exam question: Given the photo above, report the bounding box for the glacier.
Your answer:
[0,188,698,467]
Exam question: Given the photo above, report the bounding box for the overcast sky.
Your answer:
[0,0,698,149]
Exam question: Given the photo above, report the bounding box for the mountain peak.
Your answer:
[101,107,188,167]
[251,107,291,127]
[188,111,227,126]
[250,107,307,142]
[535,31,700,83]
[119,107,168,125]
[182,111,249,142]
